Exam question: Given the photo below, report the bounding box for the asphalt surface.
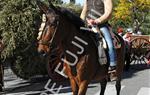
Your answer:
[1,64,150,95]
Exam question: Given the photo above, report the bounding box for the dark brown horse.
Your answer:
[37,1,125,95]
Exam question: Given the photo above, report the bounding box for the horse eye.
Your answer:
[55,16,59,20]
[49,19,58,26]
[49,17,55,23]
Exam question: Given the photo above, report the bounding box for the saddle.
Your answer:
[103,30,122,49]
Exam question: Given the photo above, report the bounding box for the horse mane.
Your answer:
[57,7,85,29]
[54,6,96,37]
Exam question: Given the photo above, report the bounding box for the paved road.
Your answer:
[1,64,150,95]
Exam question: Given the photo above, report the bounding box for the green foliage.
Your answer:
[70,0,75,4]
[0,0,38,58]
[43,0,63,5]
[141,13,150,35]
[0,0,81,79]
[61,3,82,16]
[52,0,63,4]
[111,0,150,34]
[0,0,47,78]
[111,0,132,29]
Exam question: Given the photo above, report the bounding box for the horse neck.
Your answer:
[57,19,79,49]
[55,18,95,61]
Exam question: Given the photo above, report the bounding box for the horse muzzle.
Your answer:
[38,49,48,57]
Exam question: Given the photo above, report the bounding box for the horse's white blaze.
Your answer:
[37,31,43,40]
[39,23,46,31]
[37,22,45,40]
[37,14,46,40]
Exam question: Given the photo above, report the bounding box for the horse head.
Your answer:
[37,0,61,56]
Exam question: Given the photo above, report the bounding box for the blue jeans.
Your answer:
[99,26,116,66]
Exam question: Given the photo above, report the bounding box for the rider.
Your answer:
[80,0,116,71]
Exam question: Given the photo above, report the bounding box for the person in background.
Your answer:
[117,27,124,36]
[123,28,133,43]
[137,30,142,35]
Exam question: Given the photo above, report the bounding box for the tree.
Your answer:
[130,0,150,33]
[112,0,132,27]
[0,0,47,79]
[51,0,63,4]
[113,0,150,34]
[62,3,82,16]
[141,13,150,35]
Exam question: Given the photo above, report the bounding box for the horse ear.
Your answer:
[48,0,53,7]
[37,0,49,14]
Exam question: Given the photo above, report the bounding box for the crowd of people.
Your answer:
[117,27,150,66]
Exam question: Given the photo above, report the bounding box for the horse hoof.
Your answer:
[110,77,117,81]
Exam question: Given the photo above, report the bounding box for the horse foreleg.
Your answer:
[115,78,121,95]
[78,81,89,95]
[70,78,79,95]
[100,78,107,95]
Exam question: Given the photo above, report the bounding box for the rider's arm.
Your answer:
[94,0,113,24]
[80,0,87,21]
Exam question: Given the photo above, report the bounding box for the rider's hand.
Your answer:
[86,19,96,27]
[94,18,101,25]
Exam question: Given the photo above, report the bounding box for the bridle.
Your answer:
[38,19,59,49]
[38,19,60,59]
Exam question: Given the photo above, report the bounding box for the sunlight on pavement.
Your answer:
[137,87,150,95]
[93,84,125,95]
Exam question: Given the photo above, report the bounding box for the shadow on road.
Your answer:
[122,64,150,79]
[2,63,150,95]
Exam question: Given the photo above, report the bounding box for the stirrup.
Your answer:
[108,66,116,72]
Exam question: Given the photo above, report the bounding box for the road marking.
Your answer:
[6,92,73,95]
[6,91,42,95]
[137,87,150,95]
[50,93,72,95]
[94,84,125,95]
[48,84,125,95]
[5,85,150,95]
